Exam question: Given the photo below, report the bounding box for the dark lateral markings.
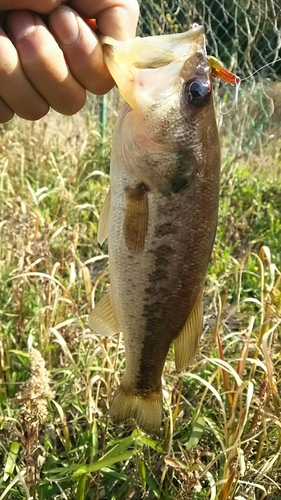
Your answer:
[148,269,167,281]
[142,301,163,316]
[155,222,177,237]
[154,244,174,268]
[155,244,174,257]
[170,176,190,193]
[144,285,170,296]
[146,244,173,282]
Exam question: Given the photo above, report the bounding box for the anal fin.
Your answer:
[124,182,149,254]
[174,291,203,371]
[89,291,120,337]
[97,187,111,246]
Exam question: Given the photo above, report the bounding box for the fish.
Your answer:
[89,24,221,434]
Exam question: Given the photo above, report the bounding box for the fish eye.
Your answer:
[184,79,211,107]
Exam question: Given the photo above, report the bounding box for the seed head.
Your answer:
[13,348,54,427]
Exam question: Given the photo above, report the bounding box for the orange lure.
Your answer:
[208,55,240,85]
[82,17,98,32]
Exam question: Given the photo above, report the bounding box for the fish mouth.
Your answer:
[101,25,207,108]
[101,24,205,68]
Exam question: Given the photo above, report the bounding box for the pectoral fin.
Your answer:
[88,291,120,337]
[97,188,111,246]
[124,183,149,254]
[174,291,203,371]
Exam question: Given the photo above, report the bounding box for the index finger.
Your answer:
[69,0,139,40]
[0,0,62,14]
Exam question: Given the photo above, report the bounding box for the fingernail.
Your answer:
[50,7,79,46]
[7,10,36,41]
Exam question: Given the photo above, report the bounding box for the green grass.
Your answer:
[0,103,280,500]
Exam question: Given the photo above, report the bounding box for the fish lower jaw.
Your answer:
[109,383,163,434]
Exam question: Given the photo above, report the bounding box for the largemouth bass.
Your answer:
[89,25,221,434]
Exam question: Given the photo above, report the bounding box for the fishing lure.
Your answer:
[208,55,240,85]
[208,56,241,114]
[81,16,98,31]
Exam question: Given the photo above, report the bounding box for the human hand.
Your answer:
[0,0,139,122]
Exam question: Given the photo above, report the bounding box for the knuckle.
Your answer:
[0,110,14,123]
[20,106,50,121]
[15,99,50,121]
[0,44,17,77]
[0,96,14,122]
[28,0,62,14]
[119,0,140,19]
[53,90,86,115]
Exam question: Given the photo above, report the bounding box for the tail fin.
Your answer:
[109,384,163,434]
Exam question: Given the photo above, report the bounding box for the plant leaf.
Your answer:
[3,442,20,481]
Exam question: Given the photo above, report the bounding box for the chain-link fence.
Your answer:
[137,0,281,157]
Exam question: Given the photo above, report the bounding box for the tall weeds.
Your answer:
[0,109,280,499]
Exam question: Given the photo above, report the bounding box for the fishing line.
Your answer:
[219,78,241,115]
[219,58,281,115]
[240,58,281,82]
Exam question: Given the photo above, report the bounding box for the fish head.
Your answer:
[102,25,219,193]
[101,25,210,109]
